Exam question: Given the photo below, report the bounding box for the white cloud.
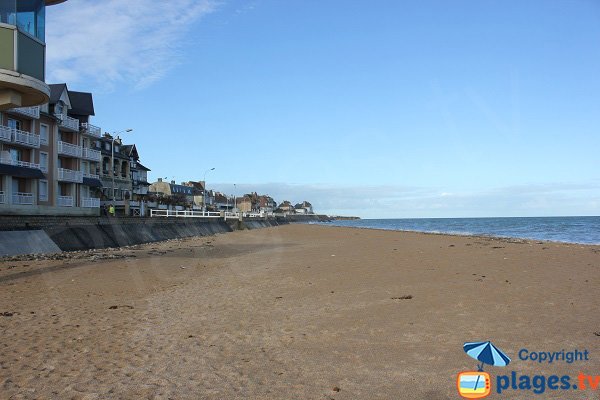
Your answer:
[209,181,600,218]
[46,0,218,90]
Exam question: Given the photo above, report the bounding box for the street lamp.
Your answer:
[111,128,133,204]
[203,167,215,213]
[234,183,237,213]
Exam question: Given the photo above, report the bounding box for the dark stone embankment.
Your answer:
[0,214,336,256]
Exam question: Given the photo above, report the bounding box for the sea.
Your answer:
[315,216,600,245]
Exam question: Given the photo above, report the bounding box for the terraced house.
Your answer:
[0,83,103,215]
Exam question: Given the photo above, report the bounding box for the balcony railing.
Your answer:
[0,126,11,143]
[58,115,80,132]
[82,147,101,161]
[57,196,74,207]
[83,172,100,180]
[11,128,40,148]
[58,141,83,158]
[8,106,40,119]
[0,157,40,170]
[81,197,100,208]
[81,123,101,138]
[57,168,83,183]
[0,191,5,204]
[12,192,34,205]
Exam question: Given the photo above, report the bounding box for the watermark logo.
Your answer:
[457,342,596,397]
[457,341,511,399]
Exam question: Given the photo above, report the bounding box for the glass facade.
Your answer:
[0,0,46,41]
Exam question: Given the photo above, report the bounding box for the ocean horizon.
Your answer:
[316,216,600,245]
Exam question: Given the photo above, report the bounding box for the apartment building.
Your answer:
[0,83,102,215]
[0,0,68,110]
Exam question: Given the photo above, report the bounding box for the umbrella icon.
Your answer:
[463,341,511,371]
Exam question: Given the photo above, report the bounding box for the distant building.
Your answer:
[277,200,294,213]
[294,201,313,214]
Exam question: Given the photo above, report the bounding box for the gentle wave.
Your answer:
[316,217,600,245]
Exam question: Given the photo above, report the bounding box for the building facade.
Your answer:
[0,83,102,215]
[0,0,68,110]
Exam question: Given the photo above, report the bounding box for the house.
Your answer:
[258,195,276,214]
[276,200,294,213]
[294,201,314,214]
[149,179,199,208]
[0,0,68,110]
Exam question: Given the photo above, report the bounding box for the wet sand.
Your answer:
[0,224,599,399]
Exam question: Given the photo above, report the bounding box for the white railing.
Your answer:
[9,106,40,119]
[0,126,11,142]
[12,192,34,205]
[150,209,223,218]
[83,172,100,180]
[81,123,101,137]
[57,168,83,183]
[57,195,74,207]
[81,197,100,208]
[12,128,40,148]
[58,141,83,158]
[0,191,4,204]
[59,115,80,131]
[82,147,101,161]
[0,157,40,170]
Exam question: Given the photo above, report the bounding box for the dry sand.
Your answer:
[0,224,599,399]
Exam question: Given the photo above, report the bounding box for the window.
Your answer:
[39,180,48,202]
[9,148,21,162]
[54,102,63,116]
[7,119,22,131]
[40,152,48,173]
[40,124,49,145]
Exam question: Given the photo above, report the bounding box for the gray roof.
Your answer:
[68,91,95,116]
[48,83,68,104]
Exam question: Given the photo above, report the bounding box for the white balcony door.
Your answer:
[7,119,21,130]
[40,124,49,145]
[40,152,48,172]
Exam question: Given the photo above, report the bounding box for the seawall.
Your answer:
[0,214,338,256]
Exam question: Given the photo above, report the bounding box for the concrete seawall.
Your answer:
[0,214,334,256]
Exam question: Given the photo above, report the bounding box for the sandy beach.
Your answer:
[0,224,599,399]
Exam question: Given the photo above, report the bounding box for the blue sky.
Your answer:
[46,0,600,218]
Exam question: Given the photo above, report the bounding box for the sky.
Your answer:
[45,0,600,218]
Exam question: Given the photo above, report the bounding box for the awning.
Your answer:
[82,177,103,188]
[0,164,45,179]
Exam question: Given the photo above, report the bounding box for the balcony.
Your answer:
[81,123,101,138]
[0,191,5,204]
[83,172,100,180]
[82,147,101,162]
[0,126,12,143]
[12,192,34,205]
[81,197,100,208]
[0,157,40,170]
[57,168,83,183]
[58,115,80,132]
[58,141,83,158]
[7,106,40,119]
[57,196,74,207]
[11,128,40,149]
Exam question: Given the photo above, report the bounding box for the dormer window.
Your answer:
[54,102,63,115]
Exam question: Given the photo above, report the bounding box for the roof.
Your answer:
[49,83,68,104]
[68,91,95,116]
[135,162,151,171]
